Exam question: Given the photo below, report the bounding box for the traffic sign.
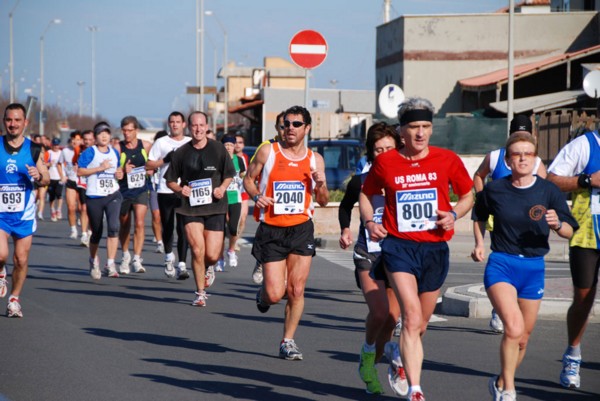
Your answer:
[289,30,328,69]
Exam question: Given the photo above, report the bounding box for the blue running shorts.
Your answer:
[484,252,545,300]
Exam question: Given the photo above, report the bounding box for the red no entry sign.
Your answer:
[289,30,328,69]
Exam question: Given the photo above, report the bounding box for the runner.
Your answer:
[60,131,84,239]
[244,105,329,360]
[234,133,249,250]
[74,129,94,246]
[360,97,473,401]
[165,111,235,306]
[338,122,405,395]
[77,122,124,279]
[46,137,65,222]
[146,111,192,280]
[113,116,153,275]
[472,132,577,401]
[149,130,167,254]
[0,103,50,317]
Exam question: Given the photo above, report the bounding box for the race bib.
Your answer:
[0,184,25,212]
[96,173,117,196]
[396,188,438,232]
[365,207,384,253]
[273,180,305,215]
[127,166,146,189]
[227,177,239,192]
[189,178,212,206]
[591,188,600,215]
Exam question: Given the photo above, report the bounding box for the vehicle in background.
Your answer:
[243,146,257,161]
[308,139,363,190]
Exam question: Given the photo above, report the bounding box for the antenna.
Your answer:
[378,84,405,119]
[583,70,600,99]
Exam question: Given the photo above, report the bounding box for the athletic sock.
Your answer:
[566,345,581,358]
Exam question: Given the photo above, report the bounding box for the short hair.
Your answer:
[168,111,185,122]
[275,111,285,129]
[70,130,82,139]
[504,132,537,159]
[284,105,311,125]
[120,115,140,129]
[234,132,245,142]
[188,111,208,126]
[4,103,27,119]
[81,129,93,137]
[365,122,400,163]
[397,97,435,123]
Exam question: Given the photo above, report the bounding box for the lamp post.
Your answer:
[205,33,218,134]
[88,26,98,119]
[205,10,228,134]
[9,0,21,102]
[195,0,205,111]
[77,81,85,117]
[40,18,61,138]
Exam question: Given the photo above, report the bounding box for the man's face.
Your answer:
[83,133,95,147]
[276,116,285,140]
[400,120,432,155]
[189,113,208,142]
[3,108,28,138]
[169,116,186,136]
[283,113,309,146]
[121,123,137,143]
[234,136,244,153]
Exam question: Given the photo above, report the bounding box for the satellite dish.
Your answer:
[378,84,405,118]
[583,70,600,99]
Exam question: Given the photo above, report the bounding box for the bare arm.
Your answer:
[312,152,329,207]
[473,154,491,193]
[359,191,387,242]
[243,143,275,209]
[471,220,487,262]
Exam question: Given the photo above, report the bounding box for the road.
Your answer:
[0,216,598,401]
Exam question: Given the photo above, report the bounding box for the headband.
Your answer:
[399,109,433,126]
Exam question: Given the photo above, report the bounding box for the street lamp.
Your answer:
[77,81,85,117]
[88,26,99,119]
[205,10,228,134]
[40,18,61,138]
[205,32,218,134]
[9,0,21,102]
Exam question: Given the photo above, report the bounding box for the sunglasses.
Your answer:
[283,120,306,128]
[509,151,535,159]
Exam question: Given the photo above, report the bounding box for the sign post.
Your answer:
[289,29,328,114]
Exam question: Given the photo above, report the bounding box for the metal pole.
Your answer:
[305,69,310,144]
[88,26,98,119]
[206,11,229,133]
[507,0,515,136]
[77,81,85,117]
[40,36,45,137]
[9,0,21,103]
[200,0,205,112]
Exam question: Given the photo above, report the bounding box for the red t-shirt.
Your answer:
[362,147,472,242]
[239,152,250,201]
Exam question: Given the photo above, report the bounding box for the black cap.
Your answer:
[509,115,532,134]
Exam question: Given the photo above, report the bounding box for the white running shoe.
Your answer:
[489,310,504,334]
[132,258,145,273]
[177,262,189,280]
[80,232,90,247]
[37,211,44,220]
[205,265,215,288]
[89,256,101,280]
[560,354,581,389]
[105,263,119,278]
[384,341,409,396]
[489,375,502,401]
[7,297,23,318]
[252,262,263,284]
[119,252,131,275]
[164,259,176,278]
[192,291,208,307]
[69,229,78,240]
[227,250,238,268]
[0,271,7,298]
[155,242,164,254]
[393,317,403,337]
[499,390,516,401]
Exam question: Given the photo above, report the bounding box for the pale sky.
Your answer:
[0,0,508,125]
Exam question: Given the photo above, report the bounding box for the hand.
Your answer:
[471,245,485,262]
[115,167,124,180]
[339,228,353,249]
[311,167,326,188]
[100,159,112,171]
[545,209,561,230]
[255,195,275,208]
[181,185,191,197]
[366,221,387,241]
[436,209,455,231]
[124,159,135,174]
[26,164,40,181]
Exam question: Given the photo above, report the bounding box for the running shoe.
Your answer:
[132,258,146,273]
[192,291,208,307]
[164,259,176,278]
[80,232,90,247]
[0,271,7,298]
[489,310,504,334]
[204,265,215,287]
[69,229,78,240]
[279,339,303,360]
[50,211,57,222]
[499,390,516,401]
[358,347,383,394]
[227,250,238,268]
[7,297,22,318]
[252,261,263,284]
[256,287,270,313]
[393,317,403,337]
[384,341,408,396]
[104,263,119,278]
[560,354,581,389]
[215,259,225,272]
[37,211,44,220]
[155,241,164,254]
[408,390,426,401]
[89,256,101,280]
[56,209,62,220]
[119,252,131,275]
[177,262,190,280]
[489,375,502,401]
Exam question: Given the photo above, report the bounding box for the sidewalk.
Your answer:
[315,231,600,321]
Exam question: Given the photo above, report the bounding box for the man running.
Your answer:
[244,105,329,361]
[165,111,235,307]
[60,131,83,240]
[0,103,50,317]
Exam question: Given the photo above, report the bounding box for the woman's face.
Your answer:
[372,135,396,159]
[95,131,111,147]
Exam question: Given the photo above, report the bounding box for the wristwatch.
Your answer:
[253,194,261,202]
[578,173,592,189]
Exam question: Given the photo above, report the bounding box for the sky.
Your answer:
[0,0,508,126]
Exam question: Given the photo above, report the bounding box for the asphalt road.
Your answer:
[0,216,598,401]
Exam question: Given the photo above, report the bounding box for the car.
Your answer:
[308,139,364,191]
[242,146,257,161]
